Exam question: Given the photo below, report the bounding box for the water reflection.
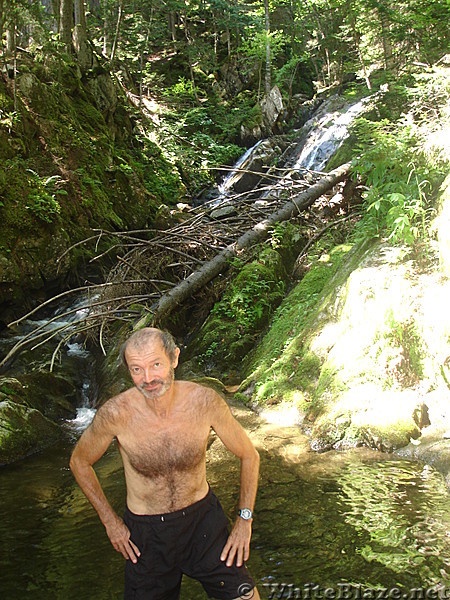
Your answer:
[0,434,448,600]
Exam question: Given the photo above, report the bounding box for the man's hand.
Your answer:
[220,518,252,567]
[105,515,141,563]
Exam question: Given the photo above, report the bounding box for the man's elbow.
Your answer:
[253,447,260,469]
[69,447,87,477]
[69,451,79,475]
[245,445,260,470]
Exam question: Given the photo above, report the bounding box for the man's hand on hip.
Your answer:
[105,516,141,563]
[220,518,252,567]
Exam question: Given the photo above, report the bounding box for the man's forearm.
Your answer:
[70,457,119,527]
[238,447,260,511]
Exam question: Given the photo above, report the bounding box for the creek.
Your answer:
[0,95,449,598]
[0,410,448,599]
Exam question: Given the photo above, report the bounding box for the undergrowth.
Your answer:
[350,67,450,256]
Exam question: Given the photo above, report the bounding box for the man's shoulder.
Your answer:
[175,380,228,415]
[96,388,136,422]
[176,380,221,400]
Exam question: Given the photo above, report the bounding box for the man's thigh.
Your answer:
[182,492,256,600]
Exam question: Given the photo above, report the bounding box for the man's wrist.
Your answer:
[238,508,253,520]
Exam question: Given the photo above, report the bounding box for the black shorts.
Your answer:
[123,487,256,600]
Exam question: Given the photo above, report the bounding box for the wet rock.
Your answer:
[0,374,77,464]
[0,399,63,465]
[396,426,450,488]
[240,86,284,143]
[209,205,238,220]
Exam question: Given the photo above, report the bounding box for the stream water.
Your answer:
[0,422,448,599]
[1,95,449,599]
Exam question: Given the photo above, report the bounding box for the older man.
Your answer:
[70,327,260,600]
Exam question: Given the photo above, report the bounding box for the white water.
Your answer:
[212,94,375,207]
[217,139,263,195]
[1,294,99,433]
[1,95,375,436]
[66,406,96,433]
[292,95,374,171]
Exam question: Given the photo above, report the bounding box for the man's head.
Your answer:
[121,328,180,401]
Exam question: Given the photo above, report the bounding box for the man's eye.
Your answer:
[132,367,141,373]
[154,363,161,368]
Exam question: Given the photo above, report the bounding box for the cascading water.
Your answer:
[0,294,98,432]
[291,95,375,171]
[0,93,376,439]
[217,139,263,196]
[211,93,376,207]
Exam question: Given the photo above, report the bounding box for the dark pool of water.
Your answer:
[0,435,448,599]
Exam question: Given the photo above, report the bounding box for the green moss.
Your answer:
[182,242,297,380]
[0,400,63,464]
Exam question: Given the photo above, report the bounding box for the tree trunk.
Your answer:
[102,0,107,55]
[264,0,271,96]
[181,6,201,105]
[168,11,176,42]
[60,0,74,52]
[0,0,3,56]
[110,0,124,64]
[379,7,394,72]
[349,11,371,90]
[152,162,351,324]
[74,0,86,28]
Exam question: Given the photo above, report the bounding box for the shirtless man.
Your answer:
[70,327,260,600]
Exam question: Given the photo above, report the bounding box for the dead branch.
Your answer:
[151,162,351,323]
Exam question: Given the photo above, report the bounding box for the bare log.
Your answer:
[152,162,351,324]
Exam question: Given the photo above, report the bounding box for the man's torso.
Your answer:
[112,381,214,514]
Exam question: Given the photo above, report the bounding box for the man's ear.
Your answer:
[173,347,181,368]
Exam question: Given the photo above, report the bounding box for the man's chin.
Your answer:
[139,387,160,400]
[138,383,168,400]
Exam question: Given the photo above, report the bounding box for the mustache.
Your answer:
[139,380,164,388]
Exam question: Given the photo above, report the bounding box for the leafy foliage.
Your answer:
[350,71,449,251]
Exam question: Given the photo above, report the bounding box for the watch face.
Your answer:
[240,508,252,520]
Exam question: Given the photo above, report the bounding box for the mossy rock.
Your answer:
[18,371,78,420]
[181,224,308,381]
[181,247,289,380]
[0,400,63,465]
[0,372,77,419]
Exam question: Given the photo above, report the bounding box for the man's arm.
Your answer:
[209,392,260,568]
[69,403,140,563]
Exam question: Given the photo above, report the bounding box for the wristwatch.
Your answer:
[238,508,253,520]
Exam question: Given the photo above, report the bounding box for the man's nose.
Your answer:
[143,367,155,382]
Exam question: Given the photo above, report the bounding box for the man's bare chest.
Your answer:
[119,421,210,480]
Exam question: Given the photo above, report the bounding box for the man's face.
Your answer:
[125,339,179,401]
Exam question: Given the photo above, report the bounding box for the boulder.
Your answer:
[241,86,284,143]
[0,400,63,465]
[0,374,77,464]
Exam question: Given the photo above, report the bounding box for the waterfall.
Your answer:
[210,93,375,205]
[292,95,374,172]
[0,93,375,437]
[0,295,98,432]
[217,139,263,196]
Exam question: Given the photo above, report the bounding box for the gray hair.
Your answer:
[120,328,178,368]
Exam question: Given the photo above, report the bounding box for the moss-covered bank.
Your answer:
[0,50,185,315]
[178,223,307,382]
[238,232,450,482]
[0,372,77,464]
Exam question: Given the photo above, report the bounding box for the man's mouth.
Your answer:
[140,380,163,391]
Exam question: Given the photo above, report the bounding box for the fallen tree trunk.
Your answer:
[152,162,351,324]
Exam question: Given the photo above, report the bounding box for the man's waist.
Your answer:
[124,483,212,522]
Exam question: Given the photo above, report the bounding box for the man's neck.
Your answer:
[141,383,177,419]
